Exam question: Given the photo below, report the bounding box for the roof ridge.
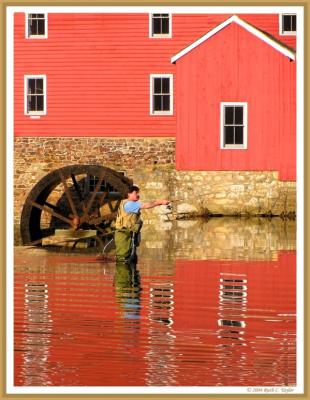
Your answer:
[171,14,295,63]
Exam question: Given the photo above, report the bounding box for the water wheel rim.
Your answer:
[20,164,132,249]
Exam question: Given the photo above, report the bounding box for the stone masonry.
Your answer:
[14,137,296,244]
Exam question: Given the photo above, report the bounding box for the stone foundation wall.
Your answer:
[14,137,296,244]
[130,169,296,224]
[166,170,295,217]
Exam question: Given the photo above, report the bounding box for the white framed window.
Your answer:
[149,13,172,38]
[220,102,248,149]
[279,13,296,36]
[150,74,173,115]
[24,75,47,116]
[25,13,48,39]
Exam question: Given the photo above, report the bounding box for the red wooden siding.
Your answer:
[14,12,295,144]
[175,22,296,181]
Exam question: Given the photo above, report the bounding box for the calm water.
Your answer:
[14,217,296,387]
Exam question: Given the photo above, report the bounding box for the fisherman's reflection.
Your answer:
[114,256,142,321]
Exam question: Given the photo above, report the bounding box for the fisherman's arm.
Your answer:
[140,199,170,209]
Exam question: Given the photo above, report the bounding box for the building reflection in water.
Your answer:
[216,273,248,385]
[145,281,176,386]
[173,252,296,386]
[14,218,296,387]
[19,282,52,386]
[218,273,247,339]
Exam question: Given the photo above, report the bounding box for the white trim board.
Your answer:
[171,15,295,63]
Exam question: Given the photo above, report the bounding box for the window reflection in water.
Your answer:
[216,273,248,384]
[218,273,248,338]
[145,282,176,386]
[20,282,52,386]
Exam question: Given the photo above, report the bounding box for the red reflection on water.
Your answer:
[172,252,296,386]
[14,251,296,387]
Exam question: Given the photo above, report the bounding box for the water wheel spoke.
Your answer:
[102,211,117,222]
[98,191,108,206]
[71,173,85,207]
[29,200,73,226]
[89,210,117,227]
[112,198,121,212]
[83,171,106,217]
[59,172,78,217]
[106,198,114,212]
[44,201,66,215]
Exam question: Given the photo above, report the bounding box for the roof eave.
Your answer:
[171,15,295,63]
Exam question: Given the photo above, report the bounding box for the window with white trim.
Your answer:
[280,14,296,35]
[150,75,173,115]
[26,13,48,39]
[221,103,247,149]
[24,76,47,116]
[149,13,172,38]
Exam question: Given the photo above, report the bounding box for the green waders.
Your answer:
[114,199,143,263]
[114,229,133,262]
[114,222,142,263]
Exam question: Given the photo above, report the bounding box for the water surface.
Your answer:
[14,217,296,387]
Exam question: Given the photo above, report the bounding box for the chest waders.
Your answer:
[114,200,142,262]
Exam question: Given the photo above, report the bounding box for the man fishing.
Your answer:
[114,185,170,263]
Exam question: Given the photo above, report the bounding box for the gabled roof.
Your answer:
[171,15,295,63]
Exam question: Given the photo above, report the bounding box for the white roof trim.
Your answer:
[171,15,295,63]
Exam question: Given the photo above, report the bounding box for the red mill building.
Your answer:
[13,10,297,240]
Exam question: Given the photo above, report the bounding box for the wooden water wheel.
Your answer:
[20,164,132,251]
